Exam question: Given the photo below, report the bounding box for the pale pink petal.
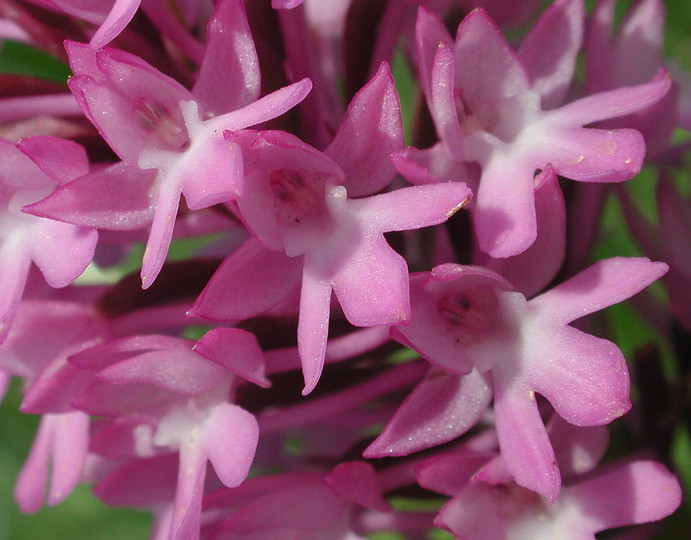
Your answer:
[472,154,538,257]
[528,327,631,426]
[545,73,672,127]
[349,182,471,233]
[202,403,259,487]
[29,220,97,287]
[481,165,566,296]
[532,127,645,182]
[330,235,410,327]
[492,373,560,502]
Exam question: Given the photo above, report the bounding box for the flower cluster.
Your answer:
[0,0,688,539]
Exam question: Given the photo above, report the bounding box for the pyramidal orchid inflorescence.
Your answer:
[0,0,688,539]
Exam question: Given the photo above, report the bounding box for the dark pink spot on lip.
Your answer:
[436,286,498,345]
[269,168,323,226]
[133,97,186,148]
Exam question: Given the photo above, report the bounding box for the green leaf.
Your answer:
[0,41,71,84]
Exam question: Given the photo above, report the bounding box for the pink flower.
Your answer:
[192,64,472,393]
[0,137,97,343]
[387,257,667,500]
[406,4,671,258]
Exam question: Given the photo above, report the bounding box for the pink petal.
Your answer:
[23,163,156,231]
[566,460,682,531]
[178,107,244,210]
[416,452,495,497]
[29,220,97,287]
[17,136,89,185]
[364,369,491,457]
[192,0,260,115]
[492,373,560,502]
[202,403,259,487]
[350,182,471,233]
[330,235,410,327]
[90,0,142,49]
[325,63,403,197]
[97,349,226,394]
[415,6,454,108]
[325,461,390,512]
[454,8,531,108]
[0,240,31,343]
[546,73,672,127]
[518,0,583,109]
[297,269,333,395]
[472,154,538,257]
[140,173,183,289]
[533,126,645,182]
[190,238,303,322]
[528,327,631,426]
[480,165,566,296]
[530,257,668,324]
[194,328,270,388]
